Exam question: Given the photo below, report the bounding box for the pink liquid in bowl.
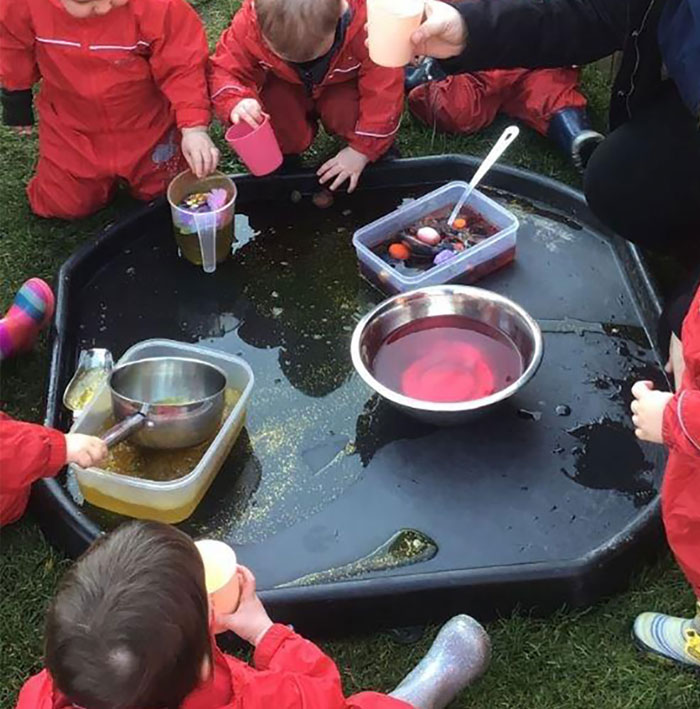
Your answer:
[370,315,523,404]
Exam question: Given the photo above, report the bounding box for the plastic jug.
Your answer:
[167,171,238,273]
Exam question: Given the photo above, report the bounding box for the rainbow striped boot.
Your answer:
[632,600,700,669]
[0,278,55,361]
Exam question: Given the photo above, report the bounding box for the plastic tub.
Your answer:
[67,340,254,523]
[353,181,519,294]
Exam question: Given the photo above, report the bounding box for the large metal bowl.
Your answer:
[351,285,543,425]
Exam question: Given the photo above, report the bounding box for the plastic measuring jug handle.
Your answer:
[195,212,218,274]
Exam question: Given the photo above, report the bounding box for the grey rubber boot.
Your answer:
[389,615,491,709]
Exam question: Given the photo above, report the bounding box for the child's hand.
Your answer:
[10,126,33,137]
[230,99,264,128]
[317,146,369,193]
[65,433,108,468]
[215,565,273,645]
[630,381,673,444]
[181,127,220,179]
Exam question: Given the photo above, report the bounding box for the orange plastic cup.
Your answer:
[225,115,283,177]
[195,539,241,615]
[367,0,425,68]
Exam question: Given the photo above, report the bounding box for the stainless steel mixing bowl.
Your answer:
[350,285,543,425]
[102,357,227,449]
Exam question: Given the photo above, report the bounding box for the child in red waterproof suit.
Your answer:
[630,284,700,668]
[15,521,491,709]
[405,63,603,171]
[0,0,219,220]
[0,414,107,526]
[208,0,404,193]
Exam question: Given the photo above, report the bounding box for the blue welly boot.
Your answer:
[632,601,700,669]
[547,107,604,172]
[404,58,447,93]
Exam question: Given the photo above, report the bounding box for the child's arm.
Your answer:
[0,0,40,131]
[208,12,268,127]
[663,390,700,460]
[217,567,347,709]
[350,27,404,162]
[146,0,211,131]
[0,414,107,526]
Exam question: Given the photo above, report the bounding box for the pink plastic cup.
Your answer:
[225,116,283,177]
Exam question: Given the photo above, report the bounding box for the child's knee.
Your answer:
[27,172,110,220]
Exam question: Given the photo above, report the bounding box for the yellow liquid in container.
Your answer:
[76,389,246,523]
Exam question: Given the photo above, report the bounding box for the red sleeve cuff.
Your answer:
[45,428,67,477]
[176,108,211,129]
[253,624,295,669]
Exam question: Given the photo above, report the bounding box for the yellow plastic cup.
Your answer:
[195,539,241,614]
[367,0,425,68]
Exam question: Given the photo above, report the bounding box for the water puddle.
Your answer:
[561,418,656,506]
[277,529,438,587]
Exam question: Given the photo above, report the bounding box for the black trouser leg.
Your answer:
[584,82,700,253]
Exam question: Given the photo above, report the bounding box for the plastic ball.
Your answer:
[389,243,411,260]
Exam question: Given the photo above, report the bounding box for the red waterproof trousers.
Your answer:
[0,414,66,526]
[662,286,700,597]
[408,68,587,136]
[262,77,365,156]
[16,624,410,709]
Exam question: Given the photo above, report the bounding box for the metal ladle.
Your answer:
[447,125,520,227]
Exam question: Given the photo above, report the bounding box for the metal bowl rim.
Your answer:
[350,285,544,413]
[109,356,228,409]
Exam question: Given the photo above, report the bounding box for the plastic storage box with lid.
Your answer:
[353,181,519,294]
[67,339,254,524]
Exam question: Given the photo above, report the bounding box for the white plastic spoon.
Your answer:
[447,125,520,227]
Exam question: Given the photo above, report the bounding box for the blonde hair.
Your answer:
[256,0,343,62]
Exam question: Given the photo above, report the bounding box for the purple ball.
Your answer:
[433,249,457,266]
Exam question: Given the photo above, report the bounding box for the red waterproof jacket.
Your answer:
[0,0,210,133]
[15,624,409,709]
[662,285,700,594]
[208,0,404,161]
[0,414,66,527]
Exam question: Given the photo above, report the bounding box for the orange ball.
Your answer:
[453,217,467,229]
[388,243,411,260]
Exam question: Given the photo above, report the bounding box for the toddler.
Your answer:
[209,0,404,193]
[1,0,219,219]
[630,281,700,667]
[1,415,107,526]
[16,520,491,709]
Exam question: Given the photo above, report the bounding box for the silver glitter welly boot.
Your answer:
[389,615,491,709]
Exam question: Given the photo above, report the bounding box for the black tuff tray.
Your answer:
[37,156,668,634]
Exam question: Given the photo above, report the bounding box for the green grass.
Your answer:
[1,8,699,706]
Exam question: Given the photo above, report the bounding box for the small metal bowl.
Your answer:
[350,285,543,426]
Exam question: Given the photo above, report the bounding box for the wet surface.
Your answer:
[59,182,667,589]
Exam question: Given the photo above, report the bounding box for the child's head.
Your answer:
[45,521,211,709]
[60,0,128,20]
[256,0,344,62]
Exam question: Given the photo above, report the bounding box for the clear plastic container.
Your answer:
[353,181,519,294]
[68,340,254,523]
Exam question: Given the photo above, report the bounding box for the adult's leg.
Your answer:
[584,82,700,252]
[408,70,524,134]
[260,77,316,155]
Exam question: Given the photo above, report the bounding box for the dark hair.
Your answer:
[256,0,343,62]
[45,521,210,709]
